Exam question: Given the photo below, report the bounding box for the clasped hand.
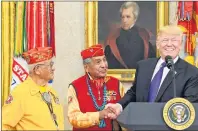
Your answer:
[99,103,122,120]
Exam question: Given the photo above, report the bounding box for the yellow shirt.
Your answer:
[67,81,125,128]
[2,77,64,130]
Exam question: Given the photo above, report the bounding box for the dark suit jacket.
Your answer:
[118,57,198,109]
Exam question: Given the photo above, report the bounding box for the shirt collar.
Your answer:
[130,24,135,29]
[86,73,110,83]
[27,77,50,95]
[87,73,91,80]
[157,56,179,68]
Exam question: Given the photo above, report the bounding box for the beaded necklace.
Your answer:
[86,77,107,128]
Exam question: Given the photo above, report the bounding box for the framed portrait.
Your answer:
[85,1,169,81]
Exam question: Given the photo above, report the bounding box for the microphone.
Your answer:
[165,55,174,70]
[165,55,176,98]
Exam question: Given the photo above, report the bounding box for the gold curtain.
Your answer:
[84,1,98,48]
[1,2,15,105]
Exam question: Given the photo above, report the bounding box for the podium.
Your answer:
[117,102,198,131]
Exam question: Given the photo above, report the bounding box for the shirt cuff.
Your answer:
[117,103,123,112]
[90,112,100,125]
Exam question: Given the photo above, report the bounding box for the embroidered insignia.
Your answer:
[90,49,94,52]
[112,92,117,96]
[106,96,110,101]
[6,95,13,104]
[106,90,117,101]
[68,96,73,104]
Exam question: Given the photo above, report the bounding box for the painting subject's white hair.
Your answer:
[119,2,140,20]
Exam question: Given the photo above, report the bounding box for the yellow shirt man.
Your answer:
[2,77,64,130]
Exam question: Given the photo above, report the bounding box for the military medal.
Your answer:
[42,92,52,104]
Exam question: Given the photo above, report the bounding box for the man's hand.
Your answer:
[99,108,113,120]
[105,103,122,119]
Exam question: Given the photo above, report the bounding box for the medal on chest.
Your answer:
[106,90,117,101]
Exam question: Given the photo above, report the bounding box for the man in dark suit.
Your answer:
[104,2,155,69]
[105,25,198,119]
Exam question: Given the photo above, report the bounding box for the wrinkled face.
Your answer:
[85,55,108,79]
[121,7,136,30]
[157,33,182,60]
[34,60,55,81]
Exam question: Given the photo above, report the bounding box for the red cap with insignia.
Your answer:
[81,44,105,60]
[22,47,53,64]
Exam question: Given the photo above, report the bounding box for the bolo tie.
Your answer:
[41,92,59,130]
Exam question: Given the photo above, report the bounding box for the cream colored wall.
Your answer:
[53,2,84,130]
[169,2,178,25]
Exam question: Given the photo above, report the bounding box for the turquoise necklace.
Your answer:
[86,77,107,128]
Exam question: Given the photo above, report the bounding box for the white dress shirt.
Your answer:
[130,24,134,29]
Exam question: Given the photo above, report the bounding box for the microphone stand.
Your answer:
[170,65,176,98]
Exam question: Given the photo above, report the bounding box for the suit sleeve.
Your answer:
[118,64,139,109]
[117,82,128,131]
[183,73,198,102]
[2,91,24,130]
[67,84,100,128]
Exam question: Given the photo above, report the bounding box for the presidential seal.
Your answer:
[163,98,195,130]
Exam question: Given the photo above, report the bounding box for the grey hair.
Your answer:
[119,2,140,20]
[83,58,92,65]
[28,63,38,74]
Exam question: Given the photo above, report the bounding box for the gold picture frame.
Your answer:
[85,1,169,82]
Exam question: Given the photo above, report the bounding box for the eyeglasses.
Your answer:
[34,61,54,70]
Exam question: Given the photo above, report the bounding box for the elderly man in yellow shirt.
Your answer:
[2,47,64,130]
